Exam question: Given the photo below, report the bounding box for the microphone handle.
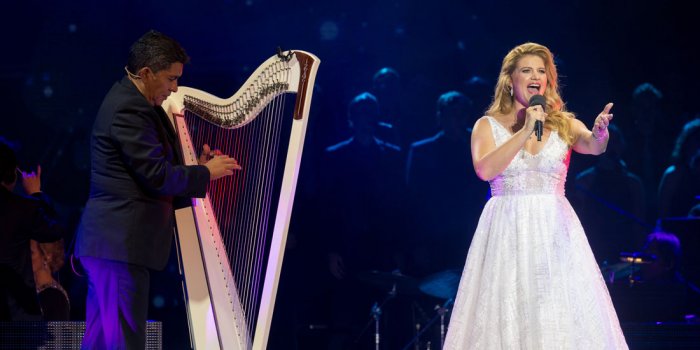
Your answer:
[535,120,543,141]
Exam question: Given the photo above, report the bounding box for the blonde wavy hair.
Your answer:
[486,42,576,145]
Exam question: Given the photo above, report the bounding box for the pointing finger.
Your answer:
[602,102,614,114]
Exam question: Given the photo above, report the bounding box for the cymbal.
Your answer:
[618,251,656,264]
[419,269,461,300]
[356,270,420,295]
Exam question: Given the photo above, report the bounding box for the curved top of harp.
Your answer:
[162,50,320,129]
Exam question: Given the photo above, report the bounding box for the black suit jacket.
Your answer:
[75,77,209,270]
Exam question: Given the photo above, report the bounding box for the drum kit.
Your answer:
[600,251,656,285]
[354,269,462,350]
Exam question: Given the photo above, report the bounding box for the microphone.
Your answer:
[529,94,546,141]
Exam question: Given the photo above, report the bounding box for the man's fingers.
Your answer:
[220,157,242,170]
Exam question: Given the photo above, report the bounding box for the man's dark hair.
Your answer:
[0,139,18,185]
[126,30,190,74]
[347,92,379,122]
[436,91,472,122]
[671,118,700,166]
[372,67,400,84]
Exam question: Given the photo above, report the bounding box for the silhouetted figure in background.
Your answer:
[372,67,406,149]
[658,118,700,219]
[319,92,406,349]
[1,139,63,321]
[625,83,673,221]
[464,75,492,117]
[609,232,700,322]
[573,124,647,264]
[405,91,488,276]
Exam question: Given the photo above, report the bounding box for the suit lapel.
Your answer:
[154,106,184,166]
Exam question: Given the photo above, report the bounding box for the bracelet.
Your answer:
[592,129,608,142]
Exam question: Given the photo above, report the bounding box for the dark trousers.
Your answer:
[0,264,42,321]
[81,256,150,350]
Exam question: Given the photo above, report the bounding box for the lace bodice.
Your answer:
[486,116,571,196]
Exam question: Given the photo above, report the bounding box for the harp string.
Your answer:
[184,93,288,336]
[249,93,285,326]
[250,93,284,328]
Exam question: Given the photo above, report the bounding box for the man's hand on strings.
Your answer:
[201,144,241,181]
[198,144,223,165]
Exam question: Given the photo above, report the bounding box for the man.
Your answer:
[320,92,406,349]
[1,140,63,321]
[405,91,488,275]
[75,30,239,349]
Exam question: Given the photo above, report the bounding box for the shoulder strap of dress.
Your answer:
[484,116,510,146]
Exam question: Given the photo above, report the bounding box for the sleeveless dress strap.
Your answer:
[485,116,510,146]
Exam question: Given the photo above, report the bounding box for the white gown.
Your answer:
[443,117,628,349]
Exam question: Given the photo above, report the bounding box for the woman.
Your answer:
[444,43,627,349]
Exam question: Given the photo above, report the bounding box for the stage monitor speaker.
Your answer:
[0,321,162,349]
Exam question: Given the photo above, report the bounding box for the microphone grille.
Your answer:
[528,94,546,107]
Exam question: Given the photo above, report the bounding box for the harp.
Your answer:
[161,50,320,350]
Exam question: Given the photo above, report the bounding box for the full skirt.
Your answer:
[443,194,628,349]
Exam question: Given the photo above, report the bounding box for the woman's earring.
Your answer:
[509,86,513,97]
